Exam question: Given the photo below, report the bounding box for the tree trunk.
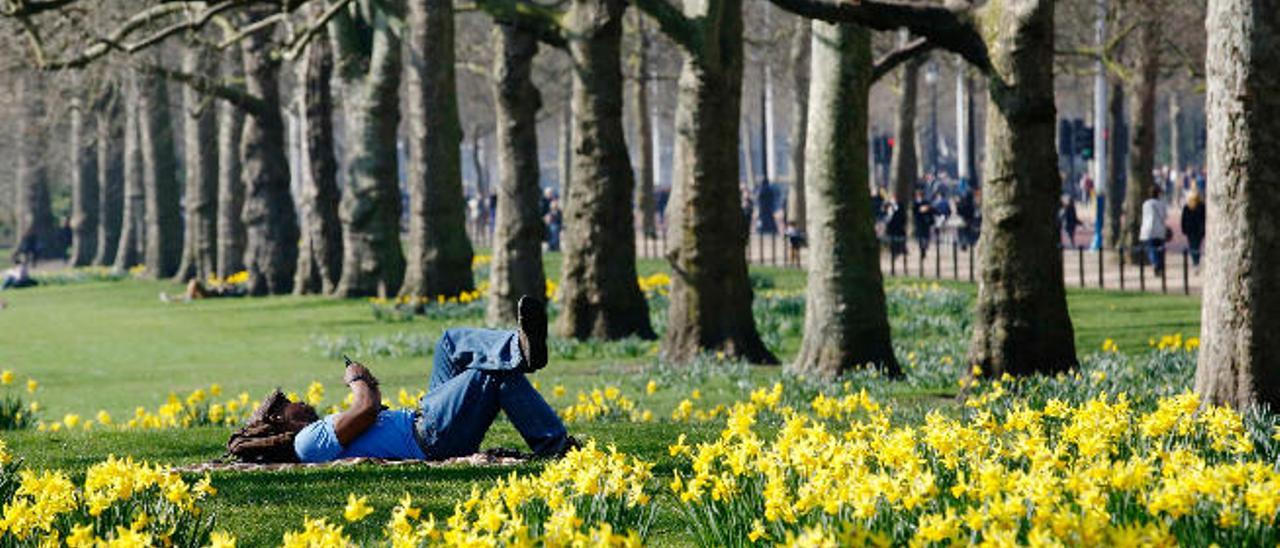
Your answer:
[966,0,1078,377]
[137,63,183,279]
[93,85,124,267]
[557,0,655,340]
[216,48,247,279]
[785,18,810,232]
[399,0,475,299]
[559,105,572,194]
[663,0,777,364]
[1194,0,1280,409]
[114,72,145,271]
[240,17,299,295]
[14,72,57,260]
[1104,79,1125,250]
[331,5,406,298]
[1121,5,1160,262]
[788,21,898,378]
[485,23,547,326]
[70,97,99,266]
[632,13,657,238]
[1169,94,1181,179]
[295,29,344,295]
[174,46,220,282]
[889,46,922,207]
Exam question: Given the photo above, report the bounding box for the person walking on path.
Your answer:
[1181,190,1206,269]
[885,200,907,261]
[1059,194,1080,248]
[1140,186,1170,276]
[912,190,936,260]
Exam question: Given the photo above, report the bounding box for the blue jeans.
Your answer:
[1144,239,1166,273]
[415,328,568,459]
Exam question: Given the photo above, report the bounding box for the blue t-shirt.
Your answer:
[294,409,427,463]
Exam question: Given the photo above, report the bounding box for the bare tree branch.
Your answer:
[765,0,990,73]
[870,36,932,83]
[630,0,700,53]
[474,0,569,49]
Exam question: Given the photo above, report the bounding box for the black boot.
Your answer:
[517,295,548,372]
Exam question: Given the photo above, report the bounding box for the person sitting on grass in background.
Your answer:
[230,296,575,463]
[161,279,248,303]
[1,261,36,291]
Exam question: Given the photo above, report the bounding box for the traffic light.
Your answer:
[1073,119,1095,160]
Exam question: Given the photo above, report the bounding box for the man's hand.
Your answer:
[343,362,379,388]
[334,362,383,446]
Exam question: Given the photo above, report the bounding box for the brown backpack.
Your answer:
[225,390,301,463]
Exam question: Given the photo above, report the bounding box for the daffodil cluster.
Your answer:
[559,386,653,424]
[282,442,655,547]
[1149,332,1200,353]
[636,273,670,296]
[0,443,229,547]
[204,271,250,289]
[41,384,257,432]
[0,370,40,430]
[668,387,1280,546]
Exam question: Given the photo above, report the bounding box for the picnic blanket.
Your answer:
[172,448,531,474]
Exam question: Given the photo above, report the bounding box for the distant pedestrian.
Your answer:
[545,200,563,252]
[1140,186,1169,275]
[912,190,936,260]
[1181,190,1206,269]
[1059,195,1080,248]
[784,221,806,268]
[885,201,907,260]
[956,189,981,250]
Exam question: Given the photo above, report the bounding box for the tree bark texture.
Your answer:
[216,48,247,279]
[93,85,124,267]
[485,24,547,326]
[174,46,221,282]
[70,97,99,266]
[15,73,57,259]
[295,31,344,295]
[788,22,899,378]
[137,63,183,279]
[399,0,476,298]
[331,3,406,297]
[662,0,777,364]
[559,105,572,194]
[558,0,655,340]
[1104,79,1125,250]
[1194,0,1280,409]
[966,0,1078,377]
[114,73,145,271]
[240,20,300,295]
[889,51,923,207]
[785,18,810,232]
[1121,4,1161,262]
[632,14,657,238]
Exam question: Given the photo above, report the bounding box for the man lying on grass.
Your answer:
[231,295,575,463]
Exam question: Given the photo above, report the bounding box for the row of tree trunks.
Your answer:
[661,0,777,364]
[93,84,124,267]
[400,0,475,299]
[174,45,221,282]
[15,73,57,259]
[1121,1,1161,262]
[966,0,1078,377]
[331,3,406,297]
[216,47,248,280]
[789,21,898,378]
[239,15,299,295]
[485,23,547,325]
[295,26,344,295]
[1194,0,1280,409]
[785,18,810,232]
[558,0,655,340]
[114,72,145,271]
[69,95,100,266]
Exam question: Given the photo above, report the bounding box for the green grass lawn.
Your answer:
[0,256,1201,545]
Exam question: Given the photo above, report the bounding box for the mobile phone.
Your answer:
[343,354,354,367]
